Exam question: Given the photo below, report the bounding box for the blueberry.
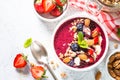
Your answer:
[68,59,74,66]
[70,43,80,52]
[77,23,84,31]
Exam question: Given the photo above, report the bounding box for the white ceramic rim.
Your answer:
[33,0,69,22]
[105,49,120,80]
[52,12,109,71]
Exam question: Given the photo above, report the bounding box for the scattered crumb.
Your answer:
[50,60,54,64]
[30,62,35,67]
[52,65,56,70]
[114,43,118,49]
[60,72,67,78]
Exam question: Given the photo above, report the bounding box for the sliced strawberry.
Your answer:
[34,0,44,13]
[55,0,67,6]
[31,66,46,79]
[88,49,94,55]
[94,36,99,44]
[92,27,100,38]
[89,57,94,63]
[13,53,27,68]
[50,6,63,17]
[43,0,56,13]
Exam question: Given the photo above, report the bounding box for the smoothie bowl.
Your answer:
[52,13,109,71]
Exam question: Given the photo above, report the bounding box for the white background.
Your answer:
[0,0,120,80]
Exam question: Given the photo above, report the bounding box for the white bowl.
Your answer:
[33,0,69,22]
[52,12,109,71]
[105,49,120,80]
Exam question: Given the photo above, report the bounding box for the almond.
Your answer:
[78,53,88,61]
[95,71,102,80]
[63,57,71,63]
[85,39,94,46]
[85,19,90,27]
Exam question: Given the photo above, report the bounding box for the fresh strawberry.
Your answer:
[43,0,56,13]
[13,53,27,68]
[50,6,63,17]
[92,27,100,38]
[31,66,47,79]
[55,0,67,6]
[89,57,94,63]
[88,49,94,55]
[94,36,99,44]
[34,0,44,13]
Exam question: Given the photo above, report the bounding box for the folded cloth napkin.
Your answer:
[69,0,120,41]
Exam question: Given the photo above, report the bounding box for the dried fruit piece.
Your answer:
[63,57,71,63]
[95,70,101,80]
[84,19,90,27]
[109,54,115,63]
[78,53,88,61]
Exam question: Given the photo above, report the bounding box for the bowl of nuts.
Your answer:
[33,0,68,22]
[106,49,120,80]
[52,12,109,71]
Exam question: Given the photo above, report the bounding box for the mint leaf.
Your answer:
[79,40,88,48]
[78,31,83,45]
[24,38,32,48]
[117,28,120,37]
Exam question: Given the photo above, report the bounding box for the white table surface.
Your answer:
[0,0,120,80]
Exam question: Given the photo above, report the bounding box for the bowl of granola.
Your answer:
[52,13,109,71]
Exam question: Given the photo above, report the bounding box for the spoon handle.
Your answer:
[45,64,58,80]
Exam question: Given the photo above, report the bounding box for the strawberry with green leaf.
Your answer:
[13,53,27,68]
[55,0,67,6]
[31,65,47,80]
[50,6,63,17]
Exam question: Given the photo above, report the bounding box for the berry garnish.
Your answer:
[77,23,84,31]
[70,43,80,52]
[55,0,67,6]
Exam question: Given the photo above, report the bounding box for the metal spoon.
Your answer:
[30,41,58,80]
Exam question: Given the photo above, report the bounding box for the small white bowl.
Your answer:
[52,12,109,71]
[105,49,120,80]
[33,0,69,22]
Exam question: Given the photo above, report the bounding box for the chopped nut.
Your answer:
[60,72,67,78]
[63,57,71,63]
[50,60,54,64]
[84,19,91,27]
[70,52,77,57]
[95,70,102,80]
[85,39,94,46]
[71,26,77,32]
[108,63,113,69]
[114,43,118,49]
[78,53,88,61]
[59,53,64,59]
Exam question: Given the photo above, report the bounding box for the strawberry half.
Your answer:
[13,53,27,68]
[89,57,94,63]
[43,0,56,13]
[94,36,99,44]
[55,0,67,6]
[34,0,44,13]
[50,6,63,17]
[31,66,47,79]
[88,49,94,55]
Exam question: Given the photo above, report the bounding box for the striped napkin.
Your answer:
[69,0,120,41]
